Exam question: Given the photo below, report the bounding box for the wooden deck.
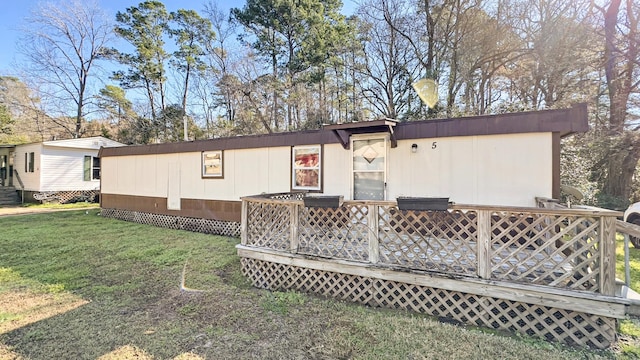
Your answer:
[238,193,630,349]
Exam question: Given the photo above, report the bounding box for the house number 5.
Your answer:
[432,142,437,149]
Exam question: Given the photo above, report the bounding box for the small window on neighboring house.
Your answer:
[92,157,100,180]
[84,156,100,181]
[25,152,34,173]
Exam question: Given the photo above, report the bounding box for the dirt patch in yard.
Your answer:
[0,206,98,217]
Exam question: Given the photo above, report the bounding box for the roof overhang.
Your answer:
[323,118,399,149]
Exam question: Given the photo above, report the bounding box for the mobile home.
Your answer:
[99,105,588,236]
[12,136,125,203]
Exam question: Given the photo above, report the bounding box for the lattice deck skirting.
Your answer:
[101,208,240,237]
[33,190,98,204]
[239,256,617,349]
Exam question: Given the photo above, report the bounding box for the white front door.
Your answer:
[352,136,387,200]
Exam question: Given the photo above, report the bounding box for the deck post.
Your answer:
[625,233,630,286]
[240,198,249,245]
[368,204,379,264]
[477,210,492,279]
[290,203,299,253]
[599,216,617,296]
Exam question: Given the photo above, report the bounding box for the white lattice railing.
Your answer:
[241,195,620,296]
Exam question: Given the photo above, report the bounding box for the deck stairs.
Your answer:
[618,282,640,316]
[0,186,20,206]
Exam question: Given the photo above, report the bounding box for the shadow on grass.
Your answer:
[0,262,254,359]
[0,268,90,358]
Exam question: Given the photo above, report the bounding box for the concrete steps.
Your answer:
[0,186,20,206]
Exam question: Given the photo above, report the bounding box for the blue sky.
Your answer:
[0,0,357,74]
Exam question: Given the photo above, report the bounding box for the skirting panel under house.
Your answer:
[101,208,240,237]
[239,256,617,349]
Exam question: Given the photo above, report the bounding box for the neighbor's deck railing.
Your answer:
[241,193,621,296]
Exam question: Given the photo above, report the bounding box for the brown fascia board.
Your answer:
[99,130,340,157]
[99,104,588,158]
[394,103,588,140]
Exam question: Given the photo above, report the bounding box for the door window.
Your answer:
[352,137,386,200]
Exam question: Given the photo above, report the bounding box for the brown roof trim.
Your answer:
[99,129,339,157]
[395,103,588,140]
[100,104,588,157]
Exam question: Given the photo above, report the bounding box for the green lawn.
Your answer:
[0,209,636,359]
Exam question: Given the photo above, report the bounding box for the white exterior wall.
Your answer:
[101,132,553,207]
[13,143,41,191]
[13,137,125,192]
[387,133,552,207]
[323,144,351,196]
[102,147,293,201]
[40,147,101,191]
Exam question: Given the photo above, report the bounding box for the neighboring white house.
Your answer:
[12,136,125,202]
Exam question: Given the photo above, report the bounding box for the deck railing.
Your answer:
[239,193,631,348]
[241,194,621,296]
[538,196,640,291]
[12,169,24,203]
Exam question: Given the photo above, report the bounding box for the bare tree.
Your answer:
[17,0,115,138]
[203,1,239,126]
[356,0,417,119]
[591,0,640,207]
[499,0,597,111]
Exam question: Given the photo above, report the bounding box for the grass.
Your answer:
[18,202,99,209]
[0,209,637,359]
[616,235,640,359]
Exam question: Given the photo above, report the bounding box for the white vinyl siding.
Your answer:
[13,143,41,191]
[13,137,124,192]
[40,148,100,191]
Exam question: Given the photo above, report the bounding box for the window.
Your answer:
[92,157,100,180]
[292,145,321,191]
[352,137,386,200]
[84,156,100,181]
[25,152,34,173]
[202,150,223,178]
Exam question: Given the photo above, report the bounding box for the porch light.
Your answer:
[411,143,418,153]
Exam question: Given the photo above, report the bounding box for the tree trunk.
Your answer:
[603,133,640,208]
[600,0,639,205]
[603,0,624,133]
[182,61,191,141]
